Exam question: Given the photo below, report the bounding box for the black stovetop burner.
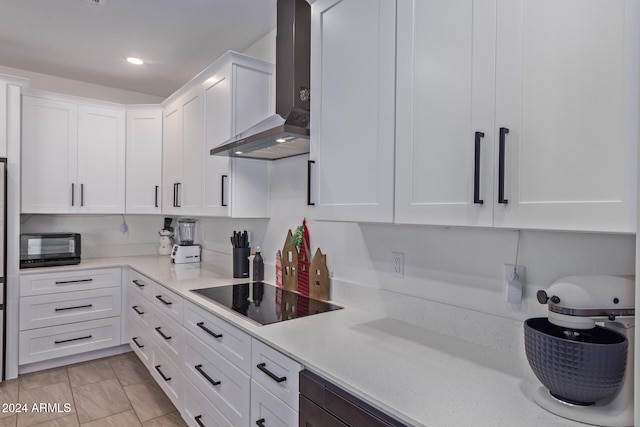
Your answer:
[191,282,342,326]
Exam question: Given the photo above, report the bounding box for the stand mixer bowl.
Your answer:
[524,317,628,405]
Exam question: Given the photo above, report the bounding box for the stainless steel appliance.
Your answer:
[209,0,311,160]
[0,159,7,381]
[170,218,201,264]
[19,233,81,268]
[525,275,635,426]
[191,282,341,325]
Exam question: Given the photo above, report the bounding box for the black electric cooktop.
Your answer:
[191,282,342,326]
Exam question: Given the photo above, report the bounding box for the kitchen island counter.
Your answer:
[21,256,584,427]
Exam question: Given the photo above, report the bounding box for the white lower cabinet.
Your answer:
[151,344,184,411]
[184,331,250,427]
[251,380,298,427]
[150,306,184,365]
[19,268,123,365]
[129,316,153,368]
[183,378,234,427]
[251,338,301,412]
[19,317,121,364]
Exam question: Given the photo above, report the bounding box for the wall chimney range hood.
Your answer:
[210,0,310,161]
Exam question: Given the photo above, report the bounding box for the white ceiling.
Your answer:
[0,0,277,98]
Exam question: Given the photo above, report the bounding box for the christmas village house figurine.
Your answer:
[281,229,298,292]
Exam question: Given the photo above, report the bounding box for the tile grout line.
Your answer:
[106,354,144,426]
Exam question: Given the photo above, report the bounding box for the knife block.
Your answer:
[233,247,251,278]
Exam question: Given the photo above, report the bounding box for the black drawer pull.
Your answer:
[154,365,171,382]
[256,363,286,383]
[55,304,93,312]
[132,305,144,315]
[55,278,93,285]
[256,418,266,427]
[498,127,509,204]
[155,295,172,305]
[195,364,220,386]
[196,322,222,339]
[132,279,145,288]
[55,335,92,345]
[473,131,484,204]
[195,415,205,427]
[154,327,171,341]
[132,337,144,348]
[307,160,315,206]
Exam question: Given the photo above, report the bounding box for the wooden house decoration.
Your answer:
[297,219,311,296]
[275,250,283,288]
[282,229,298,292]
[309,248,330,301]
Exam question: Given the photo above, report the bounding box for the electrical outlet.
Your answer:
[392,252,404,278]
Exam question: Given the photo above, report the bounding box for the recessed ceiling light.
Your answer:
[126,57,144,65]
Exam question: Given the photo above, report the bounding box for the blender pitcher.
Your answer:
[177,218,197,245]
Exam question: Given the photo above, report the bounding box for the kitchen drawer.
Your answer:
[20,267,121,296]
[151,345,184,412]
[183,300,251,373]
[129,316,153,368]
[129,269,155,300]
[184,331,250,427]
[251,379,298,427]
[151,282,183,322]
[19,317,121,364]
[150,306,183,365]
[252,339,301,411]
[129,288,152,327]
[20,287,121,330]
[183,378,234,427]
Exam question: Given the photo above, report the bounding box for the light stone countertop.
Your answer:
[21,256,584,427]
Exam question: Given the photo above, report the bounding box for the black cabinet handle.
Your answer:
[474,131,484,204]
[196,322,223,339]
[71,183,75,207]
[154,327,172,340]
[132,337,144,348]
[132,279,145,288]
[80,183,84,207]
[221,175,228,207]
[173,183,177,207]
[55,278,93,285]
[55,304,93,312]
[175,183,181,207]
[55,335,92,345]
[195,364,220,386]
[256,363,286,383]
[307,160,315,206]
[194,415,205,427]
[256,419,266,427]
[498,127,509,204]
[155,185,159,208]
[155,295,172,305]
[154,365,171,382]
[132,305,144,315]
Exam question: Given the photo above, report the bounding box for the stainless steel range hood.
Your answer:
[210,0,310,160]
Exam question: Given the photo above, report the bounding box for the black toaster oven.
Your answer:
[20,233,81,268]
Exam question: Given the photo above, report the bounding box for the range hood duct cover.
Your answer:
[210,0,310,160]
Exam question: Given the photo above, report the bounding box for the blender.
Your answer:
[170,218,201,264]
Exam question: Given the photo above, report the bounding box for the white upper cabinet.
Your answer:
[395,0,638,233]
[126,106,162,214]
[0,77,23,158]
[162,51,273,218]
[308,0,396,223]
[22,92,126,214]
[395,0,496,227]
[77,105,126,213]
[493,0,639,232]
[203,54,273,218]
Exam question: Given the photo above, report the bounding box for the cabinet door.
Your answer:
[395,0,496,226]
[204,73,232,215]
[77,105,126,213]
[21,96,78,213]
[126,108,162,214]
[494,0,639,232]
[162,102,183,214]
[309,0,396,223]
[180,90,205,213]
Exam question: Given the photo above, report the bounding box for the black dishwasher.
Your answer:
[299,370,407,427]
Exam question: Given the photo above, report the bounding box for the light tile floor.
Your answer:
[0,352,186,427]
